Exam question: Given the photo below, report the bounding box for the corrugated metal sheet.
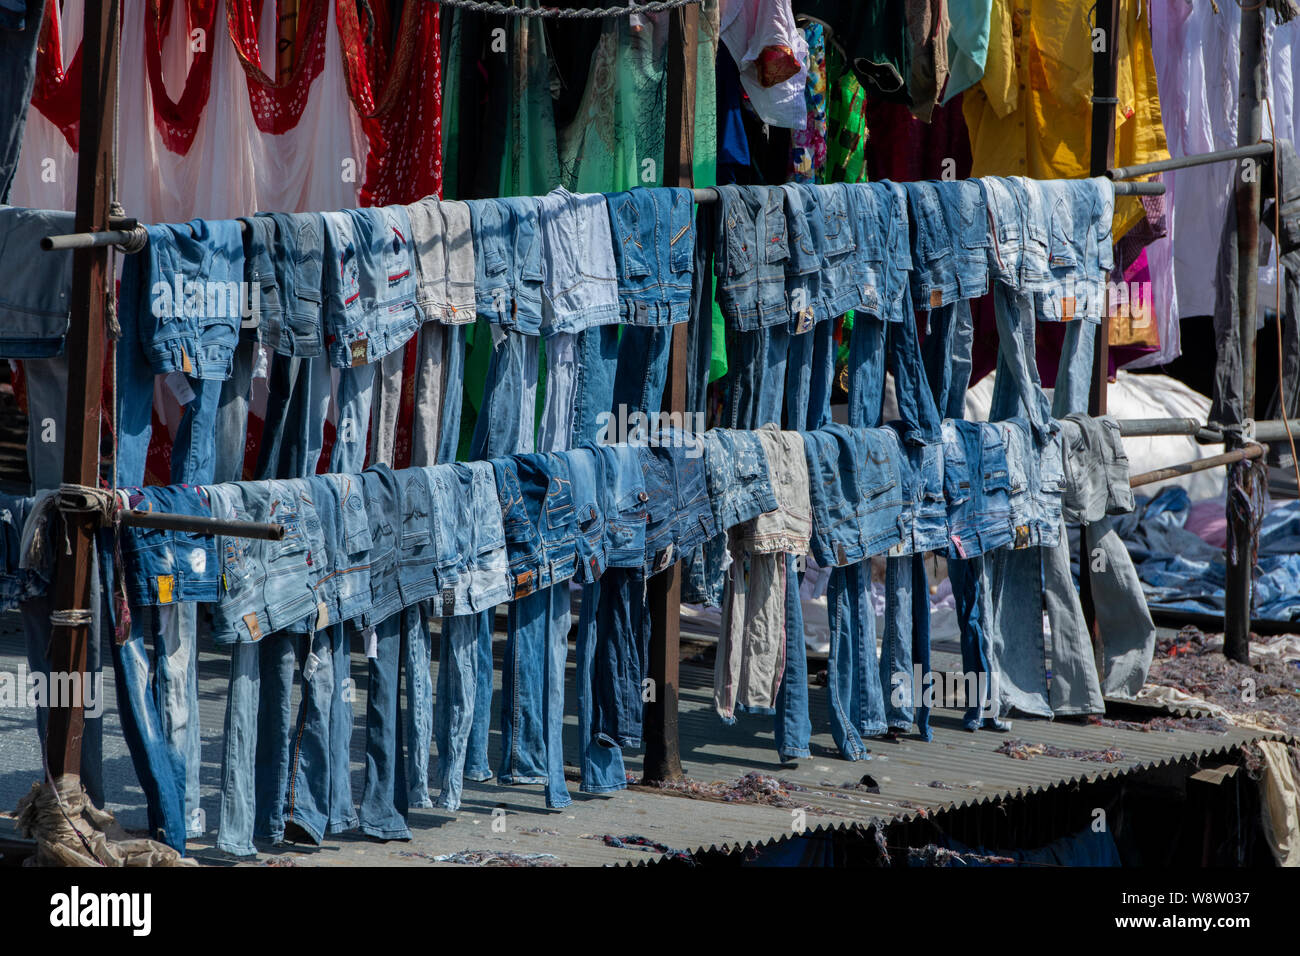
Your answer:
[0,612,1281,868]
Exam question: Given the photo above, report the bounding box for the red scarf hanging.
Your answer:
[226,0,329,134]
[334,0,442,209]
[144,0,219,155]
[31,0,82,151]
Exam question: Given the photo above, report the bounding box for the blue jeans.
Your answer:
[358,611,411,840]
[576,579,629,793]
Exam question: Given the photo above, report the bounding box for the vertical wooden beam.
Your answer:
[643,4,698,785]
[1080,0,1120,677]
[44,0,118,781]
[1224,4,1266,664]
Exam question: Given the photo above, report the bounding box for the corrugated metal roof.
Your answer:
[0,612,1281,868]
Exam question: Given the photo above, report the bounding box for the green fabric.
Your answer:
[823,44,870,185]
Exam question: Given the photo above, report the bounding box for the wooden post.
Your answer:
[1224,5,1266,664]
[1080,0,1120,677]
[642,4,698,785]
[44,0,118,781]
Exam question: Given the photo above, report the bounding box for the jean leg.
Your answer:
[112,608,188,850]
[1042,519,1105,715]
[433,613,481,810]
[253,633,295,842]
[1051,317,1098,417]
[774,553,811,760]
[327,623,357,833]
[990,284,1053,439]
[542,585,572,809]
[593,567,648,749]
[911,553,933,741]
[214,331,257,482]
[951,556,996,730]
[499,590,548,784]
[331,362,377,475]
[369,347,406,467]
[216,643,260,856]
[576,580,628,793]
[358,612,411,840]
[825,566,868,760]
[283,629,335,843]
[985,547,1052,719]
[881,556,914,732]
[437,325,466,464]
[22,353,68,491]
[154,602,203,837]
[402,605,434,808]
[613,324,672,423]
[1087,519,1156,699]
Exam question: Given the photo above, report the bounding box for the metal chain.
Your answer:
[434,0,700,17]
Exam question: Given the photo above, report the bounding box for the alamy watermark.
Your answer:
[595,404,706,456]
[0,665,104,718]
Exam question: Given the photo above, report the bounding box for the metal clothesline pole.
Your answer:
[39,181,1166,253]
[1107,142,1274,181]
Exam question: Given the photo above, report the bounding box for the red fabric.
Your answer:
[31,0,82,151]
[335,0,443,208]
[226,0,329,134]
[145,0,219,155]
[865,94,972,184]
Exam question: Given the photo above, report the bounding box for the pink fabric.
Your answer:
[1186,497,1229,549]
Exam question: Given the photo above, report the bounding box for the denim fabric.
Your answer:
[592,442,651,569]
[358,609,411,840]
[1059,414,1135,523]
[359,464,404,628]
[321,206,422,368]
[0,206,74,355]
[1042,518,1107,717]
[258,212,325,356]
[642,434,716,576]
[429,461,511,616]
[114,601,189,851]
[119,486,220,607]
[982,175,1026,288]
[403,602,434,810]
[537,187,619,334]
[319,472,374,624]
[471,325,540,458]
[281,626,338,843]
[407,197,476,324]
[433,613,481,811]
[717,426,810,721]
[881,552,935,738]
[989,279,1056,444]
[0,0,41,202]
[807,183,860,319]
[772,551,812,759]
[714,184,790,330]
[921,298,975,421]
[257,353,333,479]
[592,564,650,750]
[239,215,279,348]
[206,479,323,643]
[904,181,962,311]
[495,454,578,806]
[940,419,1015,559]
[888,433,948,556]
[802,425,905,567]
[468,197,545,333]
[782,184,828,331]
[702,428,778,533]
[784,310,836,431]
[611,324,672,433]
[396,467,441,608]
[565,446,607,584]
[848,181,912,322]
[495,453,579,600]
[117,220,246,487]
[430,463,512,810]
[935,178,992,300]
[409,322,467,466]
[605,186,695,326]
[1033,178,1114,322]
[576,577,629,794]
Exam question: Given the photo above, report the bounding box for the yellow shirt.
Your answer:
[963,0,1169,238]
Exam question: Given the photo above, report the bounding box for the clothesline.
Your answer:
[38,178,1165,254]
